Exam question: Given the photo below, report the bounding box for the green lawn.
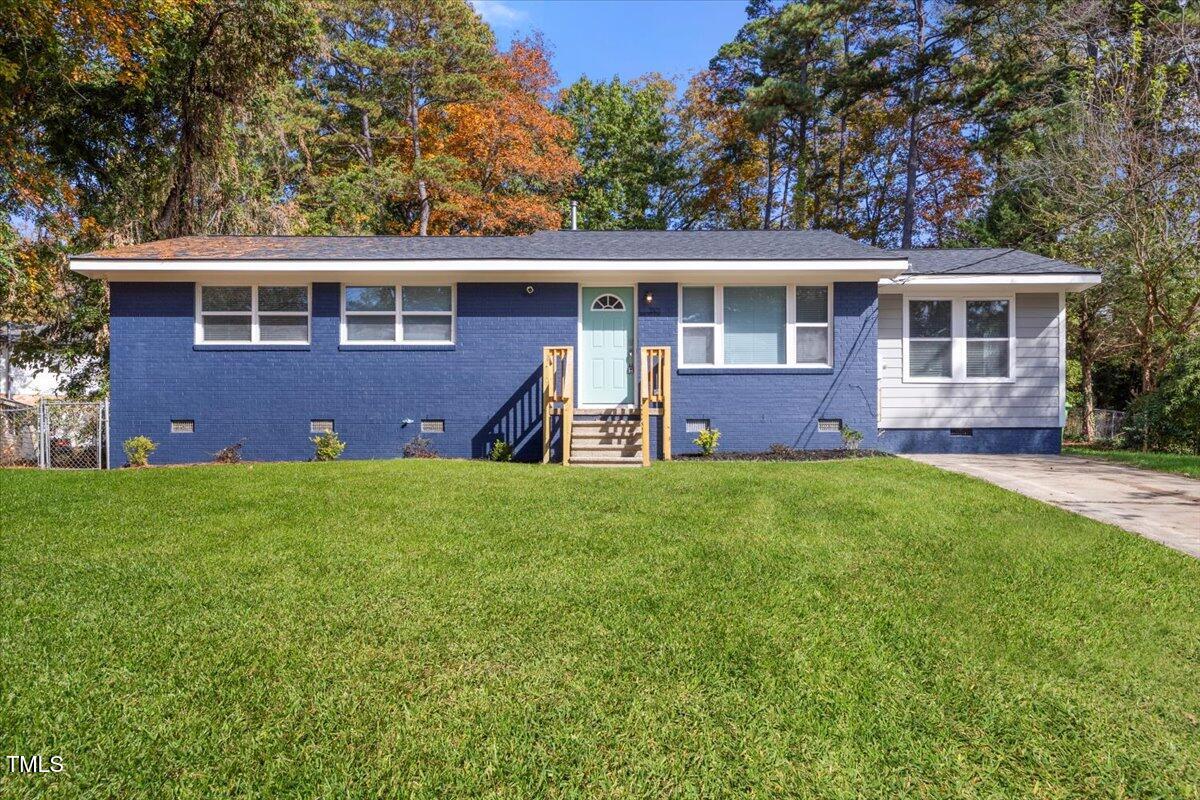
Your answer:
[2,459,1198,798]
[1064,445,1200,479]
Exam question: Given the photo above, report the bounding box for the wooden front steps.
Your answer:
[570,414,642,467]
[542,345,671,466]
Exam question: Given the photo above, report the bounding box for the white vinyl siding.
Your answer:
[879,293,1062,428]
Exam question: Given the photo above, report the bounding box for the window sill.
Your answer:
[902,378,1016,385]
[677,366,833,376]
[194,344,310,351]
[338,343,455,352]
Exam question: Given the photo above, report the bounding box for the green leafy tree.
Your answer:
[557,75,684,230]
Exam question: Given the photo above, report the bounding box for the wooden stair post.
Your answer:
[542,346,573,465]
[639,346,671,466]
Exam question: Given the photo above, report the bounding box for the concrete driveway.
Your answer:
[905,454,1200,558]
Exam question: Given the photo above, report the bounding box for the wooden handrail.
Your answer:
[639,346,671,466]
[542,346,574,465]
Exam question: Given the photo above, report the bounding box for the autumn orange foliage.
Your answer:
[429,37,579,235]
[1,0,192,212]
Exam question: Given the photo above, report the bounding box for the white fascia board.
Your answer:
[879,273,1101,292]
[71,257,910,281]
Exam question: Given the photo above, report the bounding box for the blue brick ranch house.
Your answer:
[71,231,1100,465]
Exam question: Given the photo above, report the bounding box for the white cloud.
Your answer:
[470,0,528,28]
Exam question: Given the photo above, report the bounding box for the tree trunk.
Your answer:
[157,92,198,237]
[155,8,231,238]
[833,21,850,228]
[1077,293,1095,441]
[1081,357,1095,441]
[360,109,374,167]
[763,128,776,230]
[2,325,11,398]
[797,113,811,229]
[408,92,429,236]
[900,0,926,249]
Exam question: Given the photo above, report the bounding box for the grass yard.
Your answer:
[1063,444,1200,479]
[2,459,1199,798]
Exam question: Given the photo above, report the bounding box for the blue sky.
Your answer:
[470,0,749,90]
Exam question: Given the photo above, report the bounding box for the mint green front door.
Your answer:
[580,287,635,406]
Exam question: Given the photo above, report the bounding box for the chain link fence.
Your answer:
[0,400,108,469]
[1064,408,1127,442]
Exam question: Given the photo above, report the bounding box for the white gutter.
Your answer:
[879,273,1101,292]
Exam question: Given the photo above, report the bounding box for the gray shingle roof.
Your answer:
[75,233,1098,276]
[77,230,896,261]
[891,248,1096,275]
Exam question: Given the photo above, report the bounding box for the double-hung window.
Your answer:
[680,286,717,365]
[904,297,1013,382]
[965,300,1011,379]
[196,285,310,344]
[905,299,953,379]
[342,284,454,344]
[678,284,832,367]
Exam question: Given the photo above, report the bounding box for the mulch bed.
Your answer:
[678,448,892,462]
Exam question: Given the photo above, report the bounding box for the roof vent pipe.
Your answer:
[570,201,578,231]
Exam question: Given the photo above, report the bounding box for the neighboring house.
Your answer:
[70,231,1099,465]
[2,322,60,402]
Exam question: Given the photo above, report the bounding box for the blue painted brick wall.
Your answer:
[110,281,576,464]
[879,428,1061,454]
[111,278,1052,463]
[636,282,881,455]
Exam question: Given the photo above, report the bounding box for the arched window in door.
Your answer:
[590,293,626,311]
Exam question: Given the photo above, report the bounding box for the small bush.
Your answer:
[311,431,345,461]
[1119,340,1200,454]
[841,426,864,451]
[489,438,514,462]
[694,427,720,456]
[214,441,244,464]
[403,436,438,458]
[123,436,157,467]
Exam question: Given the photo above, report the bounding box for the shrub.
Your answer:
[122,436,157,467]
[403,436,438,458]
[1119,339,1200,454]
[311,431,345,461]
[841,426,864,451]
[214,441,244,464]
[694,427,720,456]
[489,438,514,462]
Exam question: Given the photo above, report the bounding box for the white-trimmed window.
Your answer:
[341,284,455,344]
[903,296,1014,382]
[965,299,1011,379]
[196,284,310,344]
[905,299,952,379]
[678,284,832,368]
